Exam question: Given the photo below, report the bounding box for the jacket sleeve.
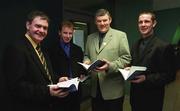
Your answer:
[145,44,176,86]
[107,32,131,74]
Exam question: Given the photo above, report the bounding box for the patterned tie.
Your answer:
[36,44,53,84]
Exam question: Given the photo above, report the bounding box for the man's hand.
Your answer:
[130,75,146,83]
[83,60,91,65]
[49,85,69,98]
[95,59,110,72]
[59,76,69,82]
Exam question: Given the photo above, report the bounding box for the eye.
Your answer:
[138,21,143,24]
[43,26,48,31]
[35,24,41,28]
[63,32,68,34]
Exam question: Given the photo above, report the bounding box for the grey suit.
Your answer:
[84,27,131,100]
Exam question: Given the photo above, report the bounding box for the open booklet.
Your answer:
[119,66,147,80]
[48,75,90,91]
[77,60,106,72]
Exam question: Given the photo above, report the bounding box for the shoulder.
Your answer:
[110,28,126,35]
[151,37,169,57]
[3,38,30,60]
[7,38,28,51]
[88,32,98,38]
[71,43,83,52]
[109,28,127,40]
[154,37,169,48]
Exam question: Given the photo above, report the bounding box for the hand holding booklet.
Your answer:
[119,66,147,80]
[78,60,106,72]
[48,76,90,91]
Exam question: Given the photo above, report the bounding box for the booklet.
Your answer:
[77,60,106,72]
[119,66,147,80]
[48,76,90,91]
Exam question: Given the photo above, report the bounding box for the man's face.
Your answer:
[95,14,112,33]
[59,26,74,43]
[138,14,156,38]
[26,16,48,43]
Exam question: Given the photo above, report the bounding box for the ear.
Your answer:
[58,30,61,36]
[95,19,97,25]
[109,16,112,23]
[26,21,30,30]
[153,20,157,28]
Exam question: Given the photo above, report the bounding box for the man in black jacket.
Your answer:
[48,20,86,111]
[2,10,68,111]
[130,11,175,111]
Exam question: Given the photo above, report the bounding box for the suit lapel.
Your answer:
[93,34,100,53]
[139,37,156,61]
[24,38,50,81]
[57,44,70,61]
[99,29,113,53]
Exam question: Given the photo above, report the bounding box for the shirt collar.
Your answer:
[25,33,38,49]
[59,38,70,47]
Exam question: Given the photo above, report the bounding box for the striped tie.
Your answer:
[36,44,53,84]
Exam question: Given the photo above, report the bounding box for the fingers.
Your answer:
[79,74,85,79]
[49,87,69,98]
[124,67,131,70]
[57,91,69,98]
[95,62,109,71]
[130,75,145,83]
[83,60,91,65]
[59,76,69,82]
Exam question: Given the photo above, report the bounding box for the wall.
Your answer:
[155,8,180,42]
[114,0,180,45]
[114,0,153,46]
[153,0,180,11]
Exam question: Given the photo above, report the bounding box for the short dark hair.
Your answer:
[95,9,111,19]
[59,20,74,31]
[27,10,50,23]
[139,10,156,22]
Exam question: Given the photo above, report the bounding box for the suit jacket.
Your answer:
[47,39,85,111]
[130,35,175,111]
[3,37,58,111]
[84,28,131,100]
[48,39,85,78]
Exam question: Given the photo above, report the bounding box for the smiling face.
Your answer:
[26,16,48,44]
[59,26,74,43]
[95,14,112,33]
[138,13,156,38]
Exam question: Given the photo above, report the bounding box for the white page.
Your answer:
[57,77,79,90]
[119,66,147,80]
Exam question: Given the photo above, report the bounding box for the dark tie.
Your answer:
[99,33,105,48]
[36,44,53,84]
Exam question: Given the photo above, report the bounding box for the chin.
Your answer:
[100,30,108,33]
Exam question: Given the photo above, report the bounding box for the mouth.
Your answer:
[140,28,147,32]
[36,32,45,37]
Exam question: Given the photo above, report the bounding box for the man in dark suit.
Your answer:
[2,11,69,111]
[130,11,175,111]
[47,20,86,111]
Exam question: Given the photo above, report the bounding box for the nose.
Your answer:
[141,22,146,26]
[37,27,44,33]
[66,33,72,38]
[100,21,105,25]
[39,27,45,32]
